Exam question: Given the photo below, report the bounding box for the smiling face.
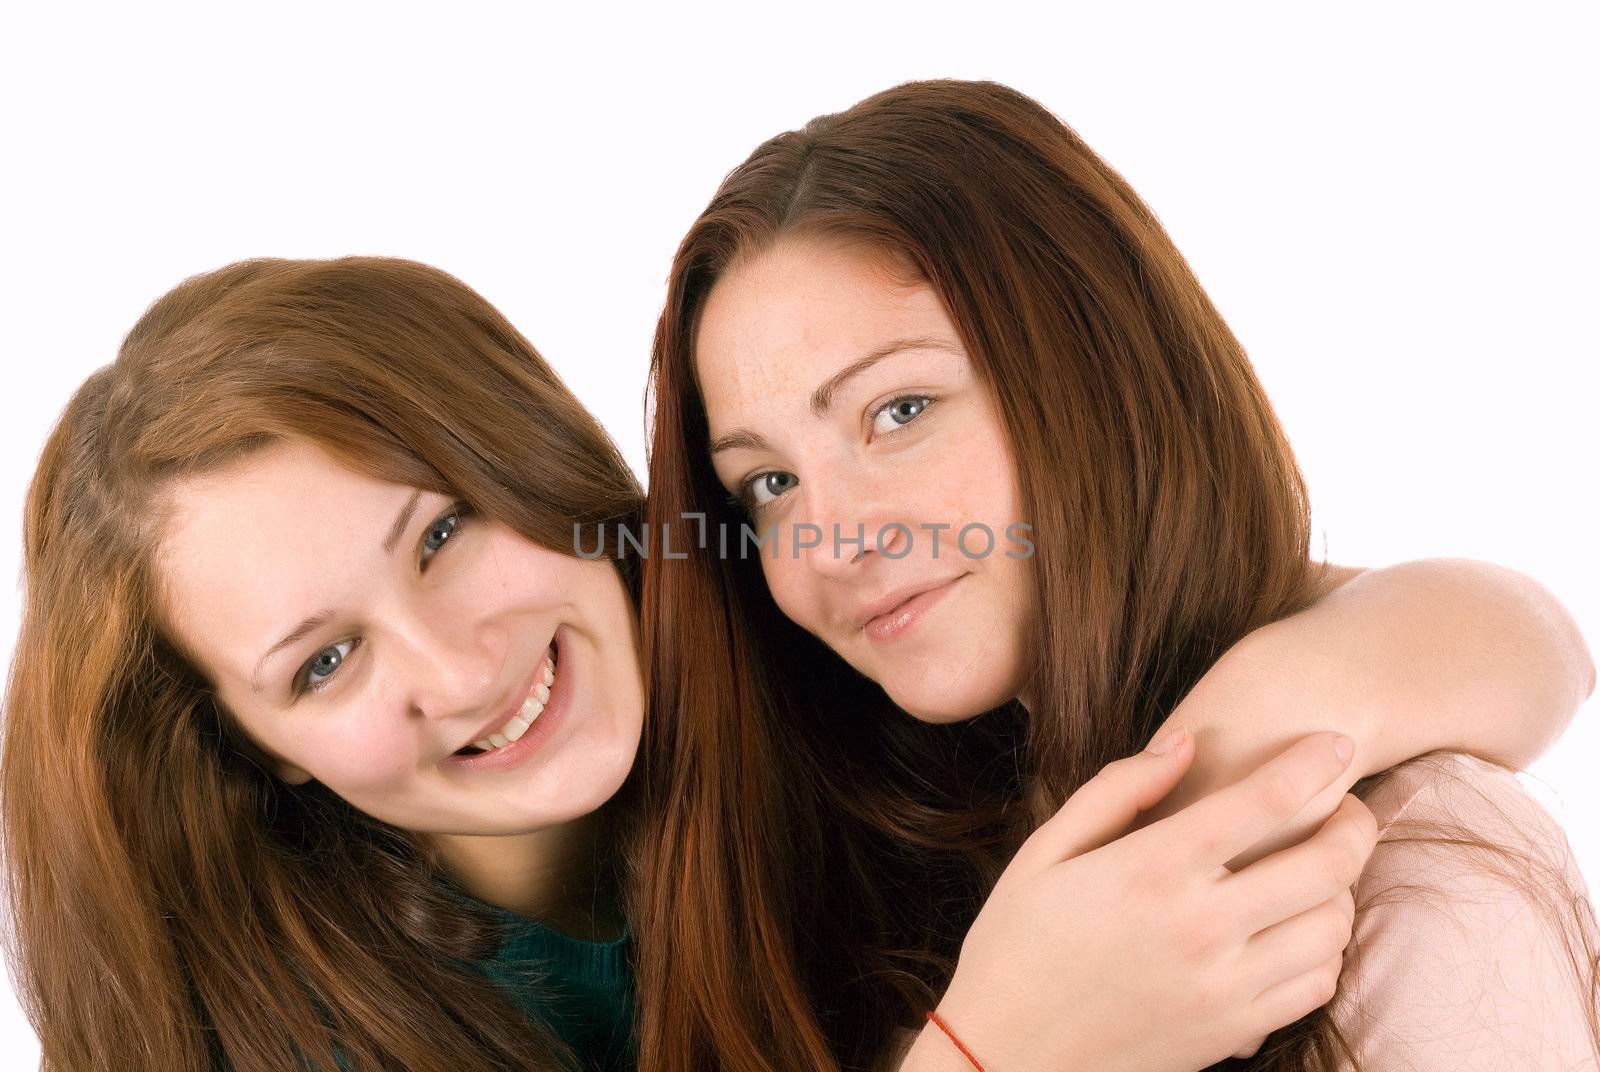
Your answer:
[695,235,1037,722]
[156,438,644,839]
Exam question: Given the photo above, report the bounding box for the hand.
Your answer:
[904,728,1377,1072]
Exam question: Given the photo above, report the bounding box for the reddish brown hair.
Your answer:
[636,79,1599,1071]
[3,257,644,1071]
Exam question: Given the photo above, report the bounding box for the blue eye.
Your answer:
[293,500,472,695]
[421,502,471,563]
[740,471,798,512]
[301,638,358,693]
[870,395,932,436]
[728,397,935,516]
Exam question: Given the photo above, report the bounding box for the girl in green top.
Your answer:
[3,257,646,1072]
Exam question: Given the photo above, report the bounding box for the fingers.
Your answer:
[1248,950,1345,1035]
[1238,887,1356,987]
[1219,793,1377,934]
[1164,732,1356,871]
[1007,725,1195,877]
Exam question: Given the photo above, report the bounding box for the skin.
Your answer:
[156,438,645,934]
[699,235,1035,723]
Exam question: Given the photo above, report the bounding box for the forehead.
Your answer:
[156,439,405,688]
[693,237,956,422]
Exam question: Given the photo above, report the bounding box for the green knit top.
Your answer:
[476,899,636,1072]
[211,899,636,1072]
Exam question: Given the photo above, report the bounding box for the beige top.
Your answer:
[881,752,1599,1072]
[1330,752,1600,1070]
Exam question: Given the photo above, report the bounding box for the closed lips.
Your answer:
[857,575,967,629]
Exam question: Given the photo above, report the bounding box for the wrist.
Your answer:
[900,1020,986,1072]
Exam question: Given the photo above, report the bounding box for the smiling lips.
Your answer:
[859,574,966,643]
[475,659,555,752]
[455,640,557,757]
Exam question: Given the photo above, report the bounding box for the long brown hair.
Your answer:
[2,257,644,1072]
[637,79,1599,1071]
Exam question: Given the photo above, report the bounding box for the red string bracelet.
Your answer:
[926,1009,989,1072]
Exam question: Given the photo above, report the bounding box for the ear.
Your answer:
[274,760,314,786]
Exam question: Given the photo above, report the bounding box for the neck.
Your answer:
[430,804,622,941]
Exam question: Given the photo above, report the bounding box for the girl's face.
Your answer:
[158,438,644,838]
[695,235,1036,722]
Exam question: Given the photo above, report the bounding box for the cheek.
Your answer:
[955,413,1024,512]
[475,528,583,607]
[268,708,420,790]
[991,555,1036,646]
[760,555,820,632]
[970,556,1037,702]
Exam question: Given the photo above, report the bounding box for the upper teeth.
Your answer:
[473,654,555,752]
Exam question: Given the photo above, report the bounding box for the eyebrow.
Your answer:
[707,336,959,456]
[248,490,422,693]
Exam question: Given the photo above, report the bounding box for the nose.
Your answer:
[792,460,902,581]
[385,601,504,723]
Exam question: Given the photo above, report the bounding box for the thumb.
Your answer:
[1010,724,1195,875]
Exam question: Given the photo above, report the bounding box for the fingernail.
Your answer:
[1147,724,1187,755]
[1332,734,1354,763]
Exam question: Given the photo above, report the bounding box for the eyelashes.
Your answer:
[300,637,359,695]
[731,394,936,516]
[869,394,932,436]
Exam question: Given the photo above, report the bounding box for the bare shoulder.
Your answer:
[1310,560,1368,600]
[1329,752,1599,1070]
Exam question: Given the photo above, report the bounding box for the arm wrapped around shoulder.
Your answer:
[1329,752,1600,1070]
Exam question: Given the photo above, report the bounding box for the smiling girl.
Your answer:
[3,258,646,1072]
[639,80,1599,1071]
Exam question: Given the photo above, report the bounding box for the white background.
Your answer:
[2,2,1596,1063]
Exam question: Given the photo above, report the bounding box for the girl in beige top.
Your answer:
[635,76,1600,1072]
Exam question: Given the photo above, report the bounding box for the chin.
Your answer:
[560,733,640,813]
[479,779,630,837]
[882,664,1023,725]
[485,733,641,836]
[885,681,990,724]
